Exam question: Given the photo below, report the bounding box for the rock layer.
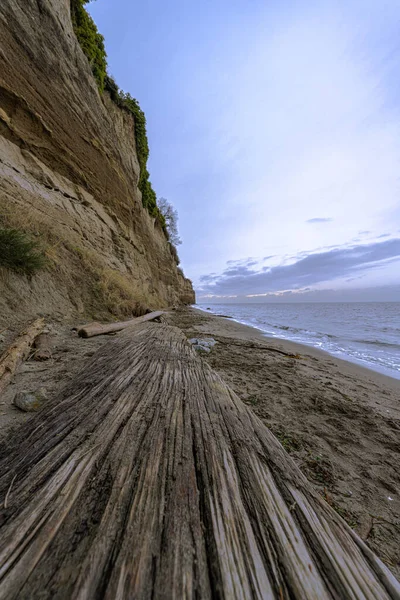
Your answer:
[0,0,194,325]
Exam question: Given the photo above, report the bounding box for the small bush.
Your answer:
[0,229,47,275]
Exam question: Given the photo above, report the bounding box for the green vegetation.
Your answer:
[305,454,334,485]
[0,229,47,276]
[120,92,159,218]
[71,0,107,92]
[70,2,165,228]
[245,395,259,407]
[104,77,163,222]
[270,427,303,454]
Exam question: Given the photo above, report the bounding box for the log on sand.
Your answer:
[0,323,399,599]
[77,310,165,338]
[0,318,45,396]
[33,333,53,361]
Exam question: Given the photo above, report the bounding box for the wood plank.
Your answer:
[77,311,165,338]
[0,323,398,599]
[0,318,45,396]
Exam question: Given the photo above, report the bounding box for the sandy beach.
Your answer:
[165,307,400,578]
[0,306,399,580]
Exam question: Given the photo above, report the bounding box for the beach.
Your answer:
[1,306,399,579]
[165,307,400,578]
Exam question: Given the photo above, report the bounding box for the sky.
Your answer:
[88,0,400,302]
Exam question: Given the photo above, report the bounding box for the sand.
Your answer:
[164,307,400,578]
[0,321,110,440]
[0,307,399,578]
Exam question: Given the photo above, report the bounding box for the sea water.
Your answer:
[196,302,400,380]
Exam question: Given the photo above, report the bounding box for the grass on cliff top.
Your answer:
[70,0,165,228]
[71,0,107,92]
[0,228,47,276]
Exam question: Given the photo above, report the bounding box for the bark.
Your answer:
[33,333,53,361]
[77,311,165,338]
[0,323,398,599]
[0,318,45,396]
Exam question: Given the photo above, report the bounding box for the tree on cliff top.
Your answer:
[157,198,182,246]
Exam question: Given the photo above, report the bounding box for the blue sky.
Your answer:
[88,0,400,301]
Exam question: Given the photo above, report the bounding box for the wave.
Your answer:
[196,304,400,379]
[269,323,338,340]
[353,339,400,350]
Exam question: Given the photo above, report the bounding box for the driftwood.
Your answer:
[0,323,399,599]
[77,310,165,338]
[33,333,53,361]
[0,318,45,396]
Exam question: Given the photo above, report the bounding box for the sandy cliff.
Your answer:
[0,0,194,325]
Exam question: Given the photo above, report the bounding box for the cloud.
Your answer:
[223,266,257,278]
[226,257,257,267]
[196,238,400,297]
[199,285,400,303]
[306,217,333,223]
[90,0,400,290]
[172,0,400,284]
[199,273,218,283]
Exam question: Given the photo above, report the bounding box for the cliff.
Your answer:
[0,0,194,325]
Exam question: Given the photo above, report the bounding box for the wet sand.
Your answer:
[165,307,400,578]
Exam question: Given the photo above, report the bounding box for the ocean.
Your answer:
[197,302,400,380]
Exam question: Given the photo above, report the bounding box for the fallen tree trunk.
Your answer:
[0,323,398,599]
[33,333,53,361]
[0,318,45,396]
[77,311,165,338]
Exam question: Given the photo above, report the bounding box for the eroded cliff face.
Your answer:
[0,0,194,325]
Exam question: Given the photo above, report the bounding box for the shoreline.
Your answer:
[166,307,400,577]
[1,307,399,577]
[195,305,400,386]
[193,307,400,401]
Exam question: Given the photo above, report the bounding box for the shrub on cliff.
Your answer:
[0,229,47,275]
[71,0,107,92]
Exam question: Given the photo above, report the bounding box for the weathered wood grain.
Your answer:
[77,311,165,338]
[0,318,45,396]
[33,333,53,361]
[0,323,398,599]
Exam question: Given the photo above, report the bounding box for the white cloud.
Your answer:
[90,0,400,297]
[178,0,400,289]
[196,238,400,298]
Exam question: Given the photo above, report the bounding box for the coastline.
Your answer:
[166,307,400,577]
[1,307,399,577]
[195,305,400,386]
